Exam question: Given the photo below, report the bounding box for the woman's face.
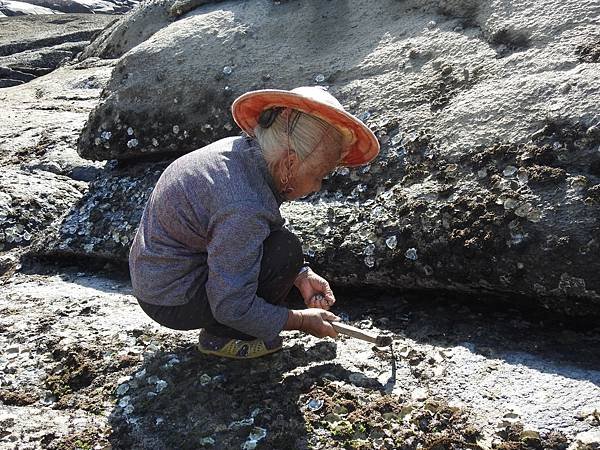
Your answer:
[284,143,341,201]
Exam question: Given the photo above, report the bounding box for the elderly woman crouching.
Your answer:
[128,87,379,359]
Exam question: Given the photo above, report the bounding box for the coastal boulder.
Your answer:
[39,0,600,315]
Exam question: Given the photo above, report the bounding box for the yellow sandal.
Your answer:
[197,330,283,359]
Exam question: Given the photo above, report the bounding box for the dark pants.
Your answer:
[137,228,304,340]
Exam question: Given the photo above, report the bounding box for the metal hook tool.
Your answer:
[330,321,393,347]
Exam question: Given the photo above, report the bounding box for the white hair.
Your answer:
[254,108,344,172]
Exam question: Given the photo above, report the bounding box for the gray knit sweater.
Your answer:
[128,136,289,341]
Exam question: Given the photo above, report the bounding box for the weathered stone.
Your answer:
[0,41,91,80]
[278,124,600,315]
[0,58,114,181]
[34,161,170,261]
[37,122,600,315]
[0,14,116,86]
[79,0,227,60]
[0,14,115,57]
[0,0,138,16]
[33,0,600,315]
[77,0,600,161]
[0,168,85,253]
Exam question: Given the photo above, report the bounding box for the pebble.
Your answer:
[441,65,453,76]
[118,395,131,407]
[503,198,518,210]
[527,208,542,222]
[116,383,130,396]
[503,165,518,177]
[385,235,397,249]
[405,248,418,261]
[198,436,215,446]
[155,379,168,393]
[371,206,384,219]
[200,374,212,386]
[515,203,532,217]
[391,132,403,145]
[307,398,324,411]
[517,169,529,184]
[520,430,540,440]
[358,111,371,122]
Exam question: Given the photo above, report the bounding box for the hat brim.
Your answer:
[231,89,379,167]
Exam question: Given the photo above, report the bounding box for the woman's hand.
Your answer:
[284,309,340,338]
[294,267,336,310]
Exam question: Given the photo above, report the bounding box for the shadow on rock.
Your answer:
[106,340,377,449]
[337,290,600,388]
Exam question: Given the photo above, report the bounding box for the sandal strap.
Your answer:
[198,332,282,359]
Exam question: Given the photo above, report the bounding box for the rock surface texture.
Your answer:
[0,271,599,448]
[61,0,600,316]
[1,1,600,448]
[0,14,115,86]
[0,50,115,276]
[0,0,139,16]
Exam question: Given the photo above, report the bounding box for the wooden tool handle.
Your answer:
[330,321,379,344]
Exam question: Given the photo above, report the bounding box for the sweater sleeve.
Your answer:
[205,201,289,341]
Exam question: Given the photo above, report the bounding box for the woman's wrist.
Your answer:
[294,264,311,287]
[284,309,304,331]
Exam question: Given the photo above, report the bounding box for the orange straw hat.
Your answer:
[231,86,380,167]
